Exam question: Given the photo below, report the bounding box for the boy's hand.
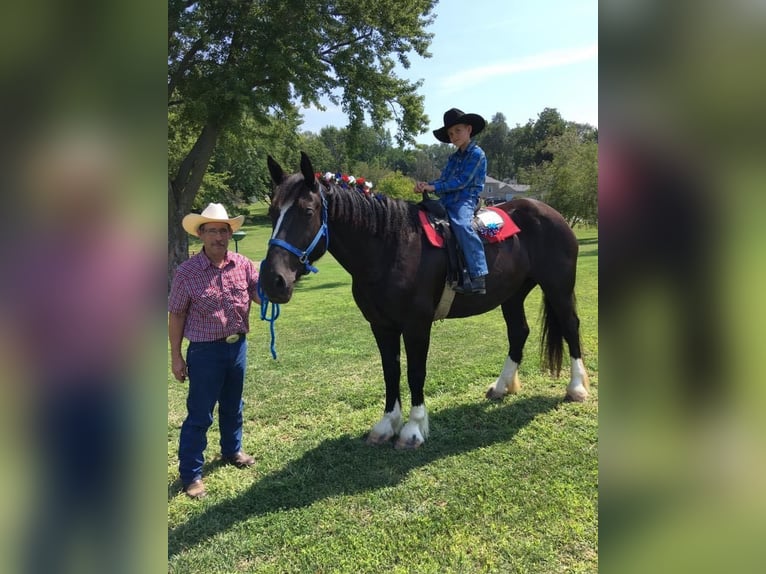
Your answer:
[414,181,433,193]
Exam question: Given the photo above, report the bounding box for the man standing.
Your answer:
[168,203,260,499]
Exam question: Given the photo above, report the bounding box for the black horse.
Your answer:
[260,152,590,448]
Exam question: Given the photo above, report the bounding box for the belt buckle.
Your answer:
[225,334,240,344]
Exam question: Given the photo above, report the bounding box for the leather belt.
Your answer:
[213,333,244,343]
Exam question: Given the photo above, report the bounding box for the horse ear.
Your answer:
[267,155,285,185]
[300,151,315,189]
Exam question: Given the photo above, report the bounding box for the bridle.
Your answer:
[259,182,329,360]
[267,183,329,274]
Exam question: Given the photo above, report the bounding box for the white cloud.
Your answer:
[440,43,598,91]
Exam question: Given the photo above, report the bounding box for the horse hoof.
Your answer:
[366,432,393,446]
[486,386,509,401]
[564,391,588,403]
[394,434,423,450]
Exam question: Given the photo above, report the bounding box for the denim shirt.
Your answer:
[429,140,487,206]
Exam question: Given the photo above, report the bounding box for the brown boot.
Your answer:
[183,478,207,499]
[223,451,256,468]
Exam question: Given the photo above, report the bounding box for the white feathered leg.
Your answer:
[395,404,429,449]
[486,356,522,400]
[366,401,403,445]
[566,357,590,402]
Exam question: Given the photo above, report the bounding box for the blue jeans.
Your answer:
[179,338,247,485]
[446,198,489,278]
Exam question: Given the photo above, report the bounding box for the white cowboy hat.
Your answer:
[182,202,245,236]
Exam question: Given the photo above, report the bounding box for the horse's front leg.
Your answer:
[396,325,432,449]
[367,324,404,445]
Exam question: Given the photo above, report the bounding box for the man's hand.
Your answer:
[172,355,188,382]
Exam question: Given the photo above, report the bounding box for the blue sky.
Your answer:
[299,0,598,145]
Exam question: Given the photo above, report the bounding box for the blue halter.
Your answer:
[260,184,329,359]
[267,185,329,274]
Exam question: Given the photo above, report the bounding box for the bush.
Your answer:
[376,170,417,201]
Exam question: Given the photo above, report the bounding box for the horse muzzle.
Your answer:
[259,259,297,304]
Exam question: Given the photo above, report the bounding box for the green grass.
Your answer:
[169,203,598,573]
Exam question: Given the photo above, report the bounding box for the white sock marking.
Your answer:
[490,357,519,396]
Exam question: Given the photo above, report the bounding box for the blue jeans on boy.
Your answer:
[179,338,247,485]
[446,198,489,278]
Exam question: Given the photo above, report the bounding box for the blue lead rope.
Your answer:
[257,278,280,359]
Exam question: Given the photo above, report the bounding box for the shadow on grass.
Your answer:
[168,395,562,558]
[578,238,598,245]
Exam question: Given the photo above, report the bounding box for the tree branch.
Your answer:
[172,121,221,210]
[168,36,205,100]
[319,30,375,57]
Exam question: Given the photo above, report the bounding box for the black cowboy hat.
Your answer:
[432,108,486,143]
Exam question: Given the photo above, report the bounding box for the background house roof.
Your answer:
[482,176,531,198]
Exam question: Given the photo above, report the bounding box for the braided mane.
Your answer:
[271,171,421,243]
[323,182,420,242]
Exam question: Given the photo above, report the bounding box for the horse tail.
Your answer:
[540,293,569,377]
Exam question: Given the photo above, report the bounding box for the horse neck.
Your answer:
[324,190,407,279]
[326,214,384,279]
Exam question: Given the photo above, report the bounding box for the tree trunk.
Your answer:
[168,120,221,290]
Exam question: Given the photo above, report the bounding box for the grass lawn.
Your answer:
[168,203,598,573]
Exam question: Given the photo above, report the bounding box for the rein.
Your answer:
[259,184,329,359]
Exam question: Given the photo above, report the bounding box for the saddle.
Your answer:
[417,198,521,288]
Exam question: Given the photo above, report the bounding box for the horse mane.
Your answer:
[324,182,420,242]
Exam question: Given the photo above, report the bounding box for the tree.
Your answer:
[531,107,567,161]
[409,143,451,181]
[168,0,437,284]
[318,126,351,173]
[502,108,569,179]
[519,127,598,226]
[211,107,304,205]
[476,113,514,179]
[297,132,335,177]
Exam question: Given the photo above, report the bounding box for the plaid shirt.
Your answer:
[429,140,487,206]
[168,250,260,342]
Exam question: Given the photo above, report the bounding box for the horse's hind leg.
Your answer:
[367,324,404,445]
[542,288,590,402]
[487,279,536,400]
[563,304,590,402]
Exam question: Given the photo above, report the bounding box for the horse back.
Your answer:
[501,197,579,266]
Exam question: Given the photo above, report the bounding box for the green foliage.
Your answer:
[169,108,238,211]
[169,0,435,145]
[520,127,598,226]
[347,161,391,190]
[410,142,451,181]
[297,132,336,175]
[476,112,514,179]
[192,170,237,213]
[376,170,417,201]
[214,109,304,203]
